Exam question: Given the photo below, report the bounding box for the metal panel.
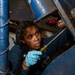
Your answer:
[10,0,34,21]
[53,0,75,40]
[42,45,75,75]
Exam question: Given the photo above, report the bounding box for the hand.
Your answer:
[25,50,42,67]
[57,20,66,28]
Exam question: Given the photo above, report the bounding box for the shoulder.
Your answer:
[8,45,22,58]
[9,45,21,52]
[43,37,52,45]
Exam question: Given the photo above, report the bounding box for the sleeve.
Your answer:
[8,45,29,75]
[43,29,73,56]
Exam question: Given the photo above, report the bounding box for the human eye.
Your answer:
[35,31,40,35]
[28,35,32,39]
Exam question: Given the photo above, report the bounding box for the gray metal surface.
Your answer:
[10,0,34,21]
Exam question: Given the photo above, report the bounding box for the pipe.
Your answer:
[0,0,9,75]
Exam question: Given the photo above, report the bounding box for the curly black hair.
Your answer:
[16,20,41,45]
[16,20,41,54]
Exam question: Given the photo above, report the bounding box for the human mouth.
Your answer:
[35,43,41,47]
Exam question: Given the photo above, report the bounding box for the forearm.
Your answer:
[12,61,29,75]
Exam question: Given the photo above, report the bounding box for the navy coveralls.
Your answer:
[8,29,72,75]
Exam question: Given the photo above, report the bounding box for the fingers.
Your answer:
[25,50,42,66]
[28,50,42,59]
[31,50,42,55]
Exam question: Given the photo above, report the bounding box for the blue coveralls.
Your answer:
[8,29,72,75]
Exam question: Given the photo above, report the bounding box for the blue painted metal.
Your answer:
[0,0,9,75]
[53,0,75,40]
[27,0,57,22]
[42,45,75,75]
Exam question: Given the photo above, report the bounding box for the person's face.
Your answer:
[22,26,41,50]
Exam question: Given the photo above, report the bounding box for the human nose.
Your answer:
[34,35,38,41]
